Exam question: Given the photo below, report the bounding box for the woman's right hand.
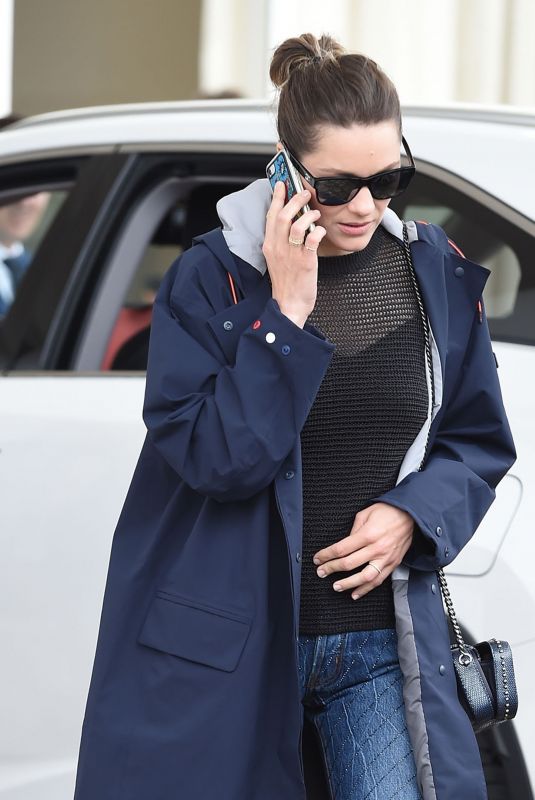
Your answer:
[262,180,327,328]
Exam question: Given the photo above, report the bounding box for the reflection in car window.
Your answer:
[403,200,522,320]
[393,173,534,346]
[0,190,67,321]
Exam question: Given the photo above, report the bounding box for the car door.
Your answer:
[0,143,267,799]
[0,151,154,799]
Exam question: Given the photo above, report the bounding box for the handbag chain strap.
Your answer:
[402,222,472,665]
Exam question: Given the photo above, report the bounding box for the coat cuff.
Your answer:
[207,296,335,404]
[364,483,451,571]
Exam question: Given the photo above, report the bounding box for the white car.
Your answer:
[1,100,533,800]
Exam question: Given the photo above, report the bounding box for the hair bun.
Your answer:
[269,32,345,89]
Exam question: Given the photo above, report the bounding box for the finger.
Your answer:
[301,228,327,252]
[314,530,371,568]
[352,562,387,588]
[351,573,391,600]
[287,226,327,255]
[278,189,314,225]
[266,185,312,244]
[330,562,389,594]
[289,209,321,239]
[265,180,287,235]
[315,543,378,577]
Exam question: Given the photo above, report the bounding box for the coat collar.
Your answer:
[212,177,419,276]
[410,229,491,377]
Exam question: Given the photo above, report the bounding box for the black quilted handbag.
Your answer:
[437,568,518,733]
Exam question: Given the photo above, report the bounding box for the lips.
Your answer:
[341,221,373,227]
[337,220,374,236]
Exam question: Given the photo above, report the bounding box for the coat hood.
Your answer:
[216,177,418,274]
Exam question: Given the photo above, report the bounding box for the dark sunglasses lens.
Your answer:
[316,168,415,204]
[317,179,360,206]
[370,168,414,199]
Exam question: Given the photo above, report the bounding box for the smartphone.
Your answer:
[266,149,316,235]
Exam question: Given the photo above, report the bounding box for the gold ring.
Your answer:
[368,561,383,576]
[304,245,318,252]
[288,236,304,246]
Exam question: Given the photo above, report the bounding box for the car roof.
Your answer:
[1,99,533,220]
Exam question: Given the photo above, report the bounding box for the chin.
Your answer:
[322,224,377,256]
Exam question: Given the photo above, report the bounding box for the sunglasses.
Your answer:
[282,135,416,205]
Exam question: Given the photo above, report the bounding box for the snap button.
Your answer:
[281,344,291,355]
[265,332,276,343]
[444,547,450,558]
[439,664,446,675]
[223,320,233,331]
[296,552,301,562]
[435,526,442,536]
[431,583,437,595]
[284,470,295,480]
[252,319,261,330]
[454,266,465,277]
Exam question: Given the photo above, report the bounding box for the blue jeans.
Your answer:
[297,628,423,800]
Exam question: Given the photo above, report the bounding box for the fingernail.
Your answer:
[317,569,326,578]
[352,593,360,600]
[303,190,310,197]
[333,583,343,592]
[313,557,320,565]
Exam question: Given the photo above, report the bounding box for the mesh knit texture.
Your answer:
[298,224,429,635]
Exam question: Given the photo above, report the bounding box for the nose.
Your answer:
[346,186,376,217]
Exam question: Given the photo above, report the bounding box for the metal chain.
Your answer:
[402,222,435,464]
[437,566,471,656]
[401,222,470,657]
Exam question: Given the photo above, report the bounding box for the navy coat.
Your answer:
[73,179,516,800]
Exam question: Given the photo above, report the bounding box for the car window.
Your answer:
[0,153,137,372]
[392,171,534,346]
[79,158,534,374]
[95,179,249,372]
[0,189,68,322]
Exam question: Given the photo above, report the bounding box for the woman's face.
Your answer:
[277,120,401,257]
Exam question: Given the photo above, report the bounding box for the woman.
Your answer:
[73,34,516,800]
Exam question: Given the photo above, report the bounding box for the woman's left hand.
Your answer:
[312,502,415,599]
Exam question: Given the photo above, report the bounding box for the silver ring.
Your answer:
[368,561,383,576]
[288,236,304,246]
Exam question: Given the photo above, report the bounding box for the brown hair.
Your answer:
[269,33,401,158]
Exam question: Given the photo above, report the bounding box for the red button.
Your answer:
[252,320,261,330]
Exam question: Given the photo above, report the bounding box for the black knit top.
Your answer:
[298,224,429,636]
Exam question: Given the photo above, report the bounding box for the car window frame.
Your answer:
[0,156,84,371]
[391,158,535,346]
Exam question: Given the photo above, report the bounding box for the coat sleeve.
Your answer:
[370,296,517,570]
[142,249,335,502]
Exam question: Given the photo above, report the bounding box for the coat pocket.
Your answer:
[137,590,253,672]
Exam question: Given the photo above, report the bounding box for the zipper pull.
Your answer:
[477,299,483,324]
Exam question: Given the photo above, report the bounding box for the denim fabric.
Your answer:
[297,628,423,800]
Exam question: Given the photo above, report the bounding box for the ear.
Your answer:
[275,141,283,152]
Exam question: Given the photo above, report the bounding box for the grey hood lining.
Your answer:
[216,178,419,275]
